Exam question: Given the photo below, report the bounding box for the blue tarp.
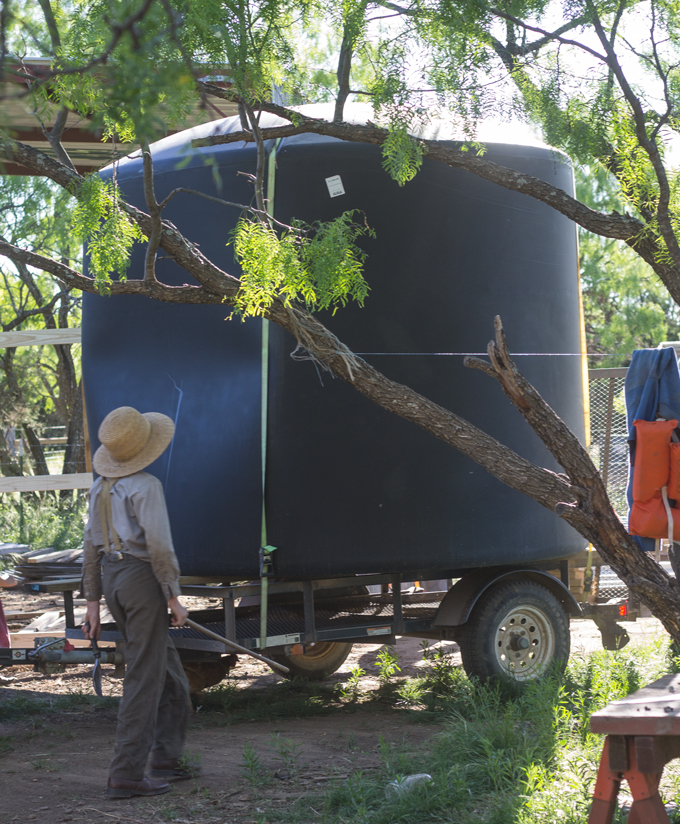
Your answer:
[625,347,680,551]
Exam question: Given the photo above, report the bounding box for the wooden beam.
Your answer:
[588,367,628,380]
[0,473,93,492]
[0,328,81,348]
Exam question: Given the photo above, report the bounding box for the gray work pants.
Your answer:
[103,553,190,780]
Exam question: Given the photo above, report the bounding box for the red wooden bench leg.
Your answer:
[588,738,621,824]
[625,742,668,824]
[627,794,670,824]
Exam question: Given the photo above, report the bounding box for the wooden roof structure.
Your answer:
[0,58,239,175]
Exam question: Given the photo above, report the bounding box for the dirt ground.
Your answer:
[0,587,669,824]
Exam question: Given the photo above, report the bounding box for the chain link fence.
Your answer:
[588,368,629,522]
[588,367,630,600]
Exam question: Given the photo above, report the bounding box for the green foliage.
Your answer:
[577,165,680,364]
[46,1,200,144]
[231,212,373,317]
[0,735,15,758]
[381,126,424,187]
[0,177,83,477]
[270,733,303,783]
[289,22,377,105]
[0,492,87,551]
[241,741,270,788]
[375,645,401,685]
[71,176,143,290]
[338,665,365,700]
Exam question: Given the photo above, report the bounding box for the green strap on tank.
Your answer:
[261,316,269,549]
[259,140,281,650]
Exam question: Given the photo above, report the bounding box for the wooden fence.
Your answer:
[1,327,93,492]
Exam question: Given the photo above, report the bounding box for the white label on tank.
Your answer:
[325,175,345,197]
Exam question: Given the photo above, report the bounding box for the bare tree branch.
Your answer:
[488,6,606,62]
[44,106,76,172]
[159,187,297,232]
[142,147,162,283]
[0,239,223,304]
[465,317,680,641]
[37,0,61,53]
[334,23,354,123]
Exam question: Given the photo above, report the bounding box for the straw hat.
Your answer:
[93,406,175,478]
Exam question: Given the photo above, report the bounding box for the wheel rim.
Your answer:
[295,641,336,661]
[493,605,556,681]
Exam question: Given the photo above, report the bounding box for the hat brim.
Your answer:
[93,412,175,478]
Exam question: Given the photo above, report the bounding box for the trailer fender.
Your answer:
[432,567,582,628]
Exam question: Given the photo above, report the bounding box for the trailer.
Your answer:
[1,544,637,689]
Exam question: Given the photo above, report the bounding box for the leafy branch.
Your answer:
[231,211,373,317]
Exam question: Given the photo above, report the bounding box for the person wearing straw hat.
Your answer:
[82,406,192,798]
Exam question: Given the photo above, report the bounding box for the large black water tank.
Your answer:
[83,107,587,580]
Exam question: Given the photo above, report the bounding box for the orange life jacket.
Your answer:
[669,443,680,499]
[629,492,680,540]
[632,419,677,501]
[629,418,680,540]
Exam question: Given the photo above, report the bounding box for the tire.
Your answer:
[269,641,353,680]
[458,580,570,684]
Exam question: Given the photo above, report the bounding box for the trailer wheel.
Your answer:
[458,581,570,684]
[269,641,353,680]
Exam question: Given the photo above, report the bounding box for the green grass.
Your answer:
[214,637,680,824]
[0,691,118,722]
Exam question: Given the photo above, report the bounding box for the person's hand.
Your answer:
[168,596,188,627]
[0,573,18,588]
[82,601,101,641]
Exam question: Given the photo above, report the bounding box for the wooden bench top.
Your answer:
[591,673,680,736]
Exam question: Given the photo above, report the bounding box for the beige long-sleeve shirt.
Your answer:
[82,471,182,602]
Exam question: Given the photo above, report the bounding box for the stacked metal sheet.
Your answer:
[14,547,83,580]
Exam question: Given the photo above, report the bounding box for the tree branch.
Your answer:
[0,132,243,297]
[334,24,354,123]
[265,300,577,513]
[191,101,643,242]
[585,0,680,277]
[470,316,596,488]
[488,6,606,62]
[142,147,162,283]
[44,106,76,172]
[465,319,680,641]
[0,239,223,305]
[198,86,680,304]
[37,0,61,53]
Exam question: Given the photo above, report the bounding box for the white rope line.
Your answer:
[354,352,629,357]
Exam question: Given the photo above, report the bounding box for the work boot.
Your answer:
[151,757,200,780]
[106,776,170,798]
